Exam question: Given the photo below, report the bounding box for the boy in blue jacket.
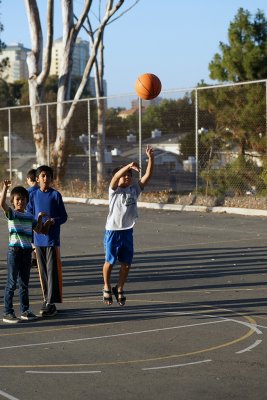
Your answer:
[27,165,68,317]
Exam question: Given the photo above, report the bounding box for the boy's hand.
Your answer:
[3,180,11,189]
[146,145,154,158]
[129,162,140,172]
[38,212,48,218]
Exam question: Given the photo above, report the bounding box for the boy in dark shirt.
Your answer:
[27,165,68,317]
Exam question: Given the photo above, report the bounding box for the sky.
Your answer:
[1,0,267,98]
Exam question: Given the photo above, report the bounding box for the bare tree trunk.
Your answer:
[25,0,54,165]
[28,80,47,164]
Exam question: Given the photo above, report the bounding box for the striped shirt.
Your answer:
[6,207,37,249]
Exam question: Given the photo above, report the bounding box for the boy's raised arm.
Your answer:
[139,145,154,189]
[110,162,140,190]
[0,180,11,213]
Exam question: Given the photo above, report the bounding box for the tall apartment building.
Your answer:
[50,37,89,77]
[0,42,30,82]
[50,37,97,96]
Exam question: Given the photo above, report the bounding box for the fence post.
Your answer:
[46,105,50,165]
[195,88,199,193]
[87,99,92,195]
[138,97,142,179]
[266,80,267,156]
[8,108,12,181]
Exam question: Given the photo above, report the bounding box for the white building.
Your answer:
[50,37,89,77]
[0,42,30,82]
[50,37,107,97]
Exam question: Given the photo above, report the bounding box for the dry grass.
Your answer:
[60,181,267,210]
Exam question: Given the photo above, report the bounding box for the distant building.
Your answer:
[0,42,30,82]
[50,37,107,97]
[118,107,138,119]
[0,38,107,97]
[131,97,162,108]
[118,98,162,119]
[50,37,89,77]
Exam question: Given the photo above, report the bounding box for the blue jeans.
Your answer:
[4,247,32,314]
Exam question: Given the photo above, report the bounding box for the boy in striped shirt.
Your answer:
[1,180,50,323]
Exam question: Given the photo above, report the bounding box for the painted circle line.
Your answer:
[0,306,262,369]
[142,359,212,371]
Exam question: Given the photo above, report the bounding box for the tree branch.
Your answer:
[63,0,125,128]
[24,0,43,79]
[38,0,54,85]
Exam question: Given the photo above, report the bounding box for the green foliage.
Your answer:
[200,155,265,196]
[200,7,267,158]
[198,82,266,156]
[104,97,197,141]
[0,78,15,107]
[259,157,267,194]
[106,107,132,139]
[180,132,195,160]
[0,2,9,75]
[209,8,267,82]
[143,97,195,136]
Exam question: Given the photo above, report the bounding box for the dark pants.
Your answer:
[35,246,62,304]
[4,247,32,314]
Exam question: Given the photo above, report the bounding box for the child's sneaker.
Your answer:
[42,304,57,317]
[20,309,38,321]
[3,312,21,324]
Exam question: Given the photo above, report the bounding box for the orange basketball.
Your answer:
[135,73,162,100]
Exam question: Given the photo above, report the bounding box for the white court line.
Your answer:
[213,316,263,335]
[142,359,212,371]
[253,324,267,329]
[0,320,226,351]
[208,317,263,335]
[0,389,20,400]
[25,370,101,374]
[236,339,263,354]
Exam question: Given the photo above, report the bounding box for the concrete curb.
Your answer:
[63,196,267,217]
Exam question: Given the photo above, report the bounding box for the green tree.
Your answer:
[197,8,267,196]
[0,78,14,107]
[0,0,9,75]
[203,8,267,154]
[106,108,131,140]
[209,8,267,82]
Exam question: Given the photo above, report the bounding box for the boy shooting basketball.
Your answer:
[102,145,154,306]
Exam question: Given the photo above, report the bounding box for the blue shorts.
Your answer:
[104,228,133,266]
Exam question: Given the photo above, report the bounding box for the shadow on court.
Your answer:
[0,204,267,400]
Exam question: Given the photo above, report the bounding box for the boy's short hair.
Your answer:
[112,166,132,177]
[36,165,54,180]
[10,186,29,204]
[27,168,37,182]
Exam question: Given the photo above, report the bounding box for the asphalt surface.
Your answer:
[0,203,267,400]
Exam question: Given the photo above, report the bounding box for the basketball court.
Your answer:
[0,203,266,400]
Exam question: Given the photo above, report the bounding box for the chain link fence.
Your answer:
[0,79,266,206]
